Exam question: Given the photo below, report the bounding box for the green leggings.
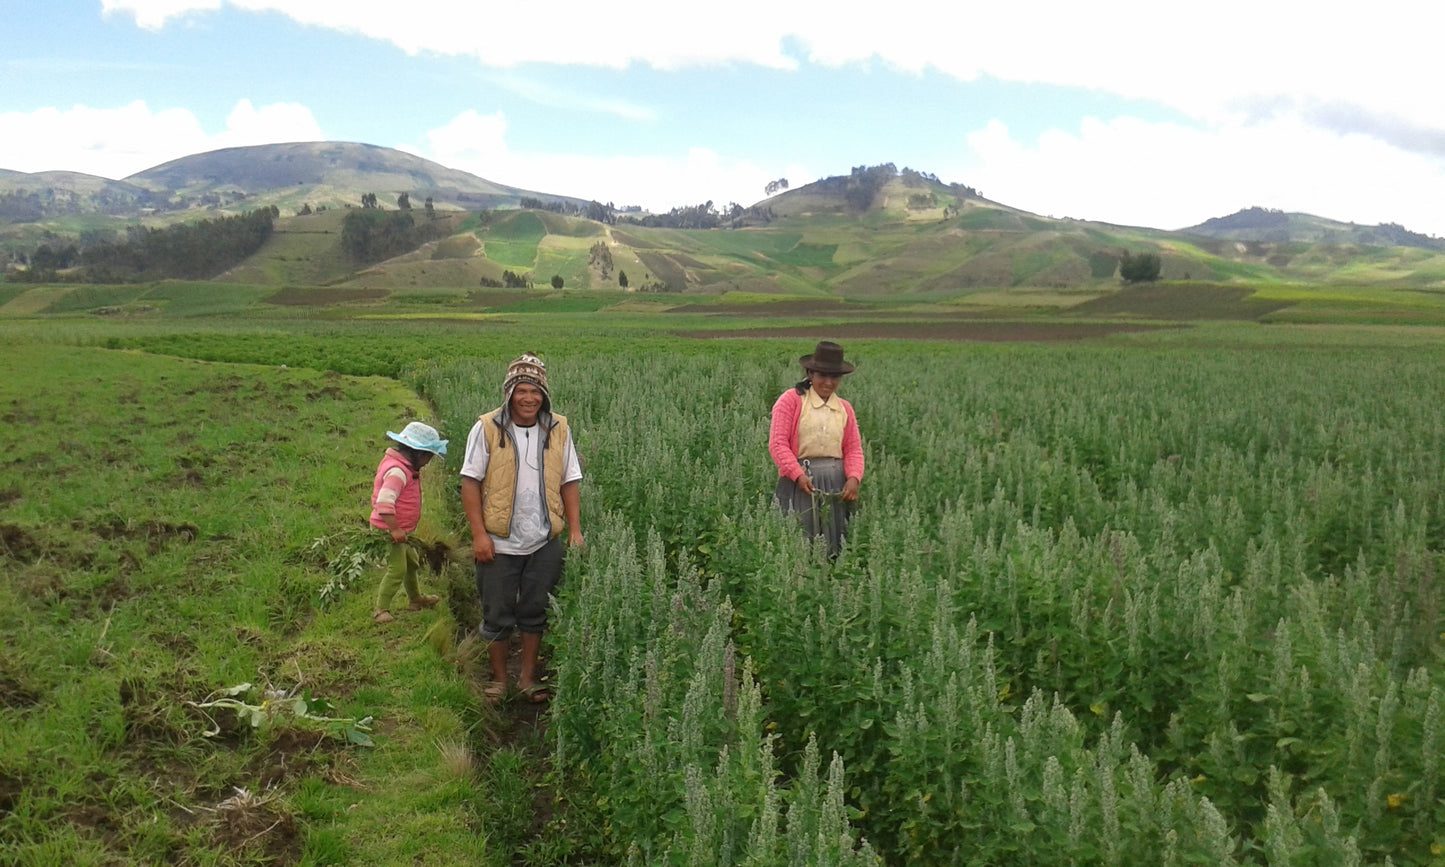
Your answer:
[375,539,421,610]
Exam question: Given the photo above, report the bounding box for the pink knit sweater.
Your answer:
[369,449,423,532]
[768,388,864,482]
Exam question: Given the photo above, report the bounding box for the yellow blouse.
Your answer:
[796,388,845,459]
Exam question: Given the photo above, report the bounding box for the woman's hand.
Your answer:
[841,477,861,502]
[796,473,815,496]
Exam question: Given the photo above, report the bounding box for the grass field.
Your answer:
[0,338,512,864]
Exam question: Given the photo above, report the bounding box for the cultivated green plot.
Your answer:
[419,340,1445,864]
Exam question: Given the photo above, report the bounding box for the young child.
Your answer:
[369,421,448,624]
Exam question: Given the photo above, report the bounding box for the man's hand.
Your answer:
[569,528,585,549]
[472,533,495,564]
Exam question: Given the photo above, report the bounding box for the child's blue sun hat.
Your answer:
[387,421,447,456]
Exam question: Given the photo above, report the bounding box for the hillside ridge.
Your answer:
[5,146,1445,293]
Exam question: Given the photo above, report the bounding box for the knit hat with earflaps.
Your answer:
[503,352,548,401]
[496,352,553,435]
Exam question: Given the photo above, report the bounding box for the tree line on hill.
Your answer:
[519,197,618,224]
[809,164,979,212]
[509,196,775,230]
[7,207,279,283]
[0,187,254,222]
[339,207,448,265]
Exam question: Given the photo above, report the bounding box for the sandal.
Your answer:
[520,683,550,704]
[407,594,440,611]
[482,681,507,706]
[372,609,394,624]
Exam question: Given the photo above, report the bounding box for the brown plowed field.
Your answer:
[676,321,1173,341]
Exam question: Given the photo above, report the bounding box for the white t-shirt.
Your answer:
[460,417,583,556]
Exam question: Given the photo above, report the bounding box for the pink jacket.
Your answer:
[369,449,423,533]
[768,388,864,482]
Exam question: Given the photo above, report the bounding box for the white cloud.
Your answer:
[100,0,1445,146]
[489,74,654,122]
[0,99,323,178]
[217,99,324,148]
[101,0,221,30]
[410,111,783,211]
[960,115,1445,237]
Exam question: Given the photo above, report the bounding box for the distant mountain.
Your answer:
[0,141,585,220]
[5,147,1445,292]
[1181,207,1445,251]
[0,169,162,220]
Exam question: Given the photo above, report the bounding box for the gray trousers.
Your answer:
[475,536,564,641]
[774,456,851,556]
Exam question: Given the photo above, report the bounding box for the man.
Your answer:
[460,352,584,704]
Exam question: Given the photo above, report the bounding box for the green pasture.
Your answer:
[480,240,539,270]
[484,210,547,243]
[0,338,496,865]
[11,276,1445,330]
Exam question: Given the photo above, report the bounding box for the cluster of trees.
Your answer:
[809,163,898,212]
[479,269,531,289]
[764,178,789,196]
[339,208,446,264]
[1363,222,1443,248]
[900,168,937,187]
[0,186,262,223]
[588,241,614,280]
[1119,250,1163,283]
[617,201,773,230]
[619,200,725,230]
[518,197,618,224]
[10,207,279,283]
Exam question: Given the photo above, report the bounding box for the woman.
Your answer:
[768,340,864,556]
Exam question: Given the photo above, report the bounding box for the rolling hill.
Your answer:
[4,144,1445,295]
[0,142,584,227]
[1181,206,1445,251]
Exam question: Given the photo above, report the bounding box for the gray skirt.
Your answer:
[774,456,851,556]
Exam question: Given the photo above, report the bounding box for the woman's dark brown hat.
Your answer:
[799,340,855,375]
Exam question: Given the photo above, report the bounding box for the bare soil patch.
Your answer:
[468,289,534,307]
[676,298,851,316]
[1066,284,1290,320]
[209,786,302,865]
[264,288,390,306]
[0,671,41,710]
[87,517,199,553]
[0,770,24,814]
[677,321,1173,342]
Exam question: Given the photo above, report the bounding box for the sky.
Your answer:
[4,0,1444,236]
